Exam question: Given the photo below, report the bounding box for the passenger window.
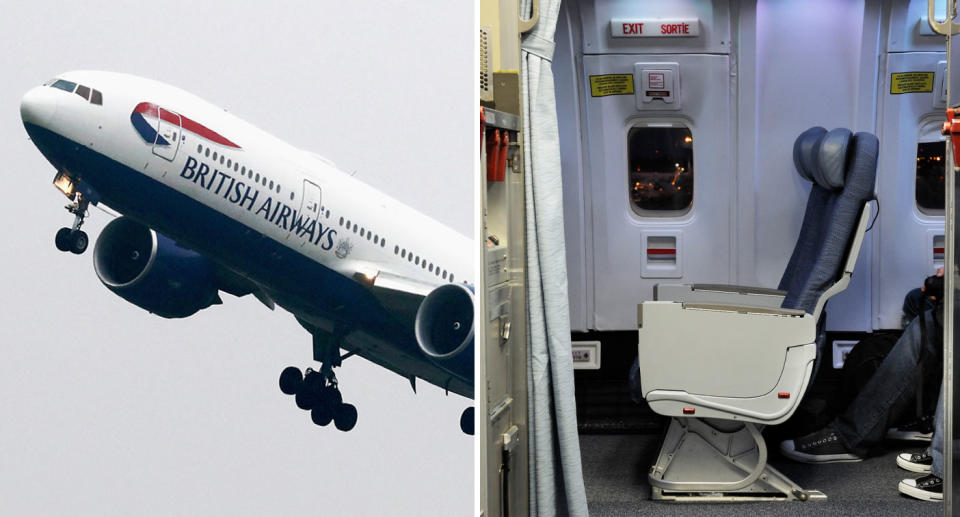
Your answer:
[916,140,945,214]
[75,85,91,101]
[443,270,447,280]
[241,166,246,174]
[360,228,365,237]
[255,173,260,182]
[197,144,203,153]
[90,89,103,105]
[51,79,77,92]
[450,273,454,282]
[213,151,219,161]
[205,148,210,158]
[234,163,239,172]
[227,159,232,168]
[627,124,694,214]
[269,180,274,189]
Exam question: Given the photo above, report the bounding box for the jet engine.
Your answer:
[415,283,474,380]
[93,217,220,318]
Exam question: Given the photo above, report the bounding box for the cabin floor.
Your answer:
[580,433,941,516]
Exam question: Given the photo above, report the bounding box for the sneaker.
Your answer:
[887,416,934,442]
[898,474,943,501]
[896,451,933,473]
[779,428,863,463]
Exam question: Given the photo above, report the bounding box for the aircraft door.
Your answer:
[152,107,182,162]
[875,51,947,329]
[291,179,323,246]
[582,54,733,330]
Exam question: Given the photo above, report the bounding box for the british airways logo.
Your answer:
[180,156,337,251]
[130,102,241,149]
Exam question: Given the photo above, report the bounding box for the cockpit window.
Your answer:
[75,85,91,101]
[90,89,103,105]
[51,79,77,93]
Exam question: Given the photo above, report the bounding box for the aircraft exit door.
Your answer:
[152,107,181,162]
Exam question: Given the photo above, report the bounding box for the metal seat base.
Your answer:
[649,417,827,502]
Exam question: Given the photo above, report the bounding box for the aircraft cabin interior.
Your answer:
[481,0,960,515]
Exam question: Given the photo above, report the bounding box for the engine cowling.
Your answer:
[93,217,219,318]
[414,283,474,381]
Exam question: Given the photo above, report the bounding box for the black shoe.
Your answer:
[899,474,943,501]
[779,428,863,463]
[897,451,933,473]
[887,415,934,442]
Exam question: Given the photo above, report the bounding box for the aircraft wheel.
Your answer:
[311,404,333,426]
[55,228,72,252]
[295,389,316,410]
[323,386,343,407]
[460,407,475,436]
[279,366,303,395]
[70,230,88,255]
[334,403,358,432]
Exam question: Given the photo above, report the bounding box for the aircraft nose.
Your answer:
[20,86,57,127]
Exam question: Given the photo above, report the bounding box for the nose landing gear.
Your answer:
[55,195,89,254]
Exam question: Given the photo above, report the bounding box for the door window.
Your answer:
[627,124,694,215]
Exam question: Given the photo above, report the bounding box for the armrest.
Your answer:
[654,283,786,308]
[637,301,816,424]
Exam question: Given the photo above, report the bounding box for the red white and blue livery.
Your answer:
[20,71,474,434]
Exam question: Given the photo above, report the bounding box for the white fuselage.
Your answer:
[25,71,471,296]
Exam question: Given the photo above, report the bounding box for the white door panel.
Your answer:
[875,52,946,329]
[583,54,733,330]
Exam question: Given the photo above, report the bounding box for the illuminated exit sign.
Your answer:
[611,18,700,38]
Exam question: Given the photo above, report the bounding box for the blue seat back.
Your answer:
[778,128,878,313]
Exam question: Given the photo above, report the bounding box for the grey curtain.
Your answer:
[520,0,589,515]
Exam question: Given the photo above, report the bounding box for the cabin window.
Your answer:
[442,270,447,280]
[197,145,203,153]
[205,148,210,158]
[227,159,232,168]
[51,79,77,93]
[75,85,91,101]
[627,124,694,214]
[916,140,945,214]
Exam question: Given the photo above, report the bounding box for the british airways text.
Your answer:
[180,156,337,250]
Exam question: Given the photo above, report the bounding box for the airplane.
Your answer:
[19,71,475,434]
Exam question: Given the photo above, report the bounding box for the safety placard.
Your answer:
[890,72,934,94]
[590,74,635,97]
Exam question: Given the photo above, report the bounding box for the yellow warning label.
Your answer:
[590,74,635,97]
[890,72,934,94]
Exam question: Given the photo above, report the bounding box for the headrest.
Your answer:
[793,127,826,183]
[815,128,852,190]
[792,126,852,190]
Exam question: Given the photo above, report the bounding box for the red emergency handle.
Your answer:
[942,107,960,167]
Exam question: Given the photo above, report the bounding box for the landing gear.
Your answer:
[278,330,359,431]
[55,195,89,254]
[460,407,475,436]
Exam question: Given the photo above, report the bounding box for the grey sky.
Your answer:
[0,2,474,516]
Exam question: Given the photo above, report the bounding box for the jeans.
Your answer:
[932,391,944,477]
[903,287,936,326]
[829,308,942,457]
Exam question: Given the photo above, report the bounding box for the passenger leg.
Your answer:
[898,390,943,502]
[781,311,940,462]
[902,287,935,327]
